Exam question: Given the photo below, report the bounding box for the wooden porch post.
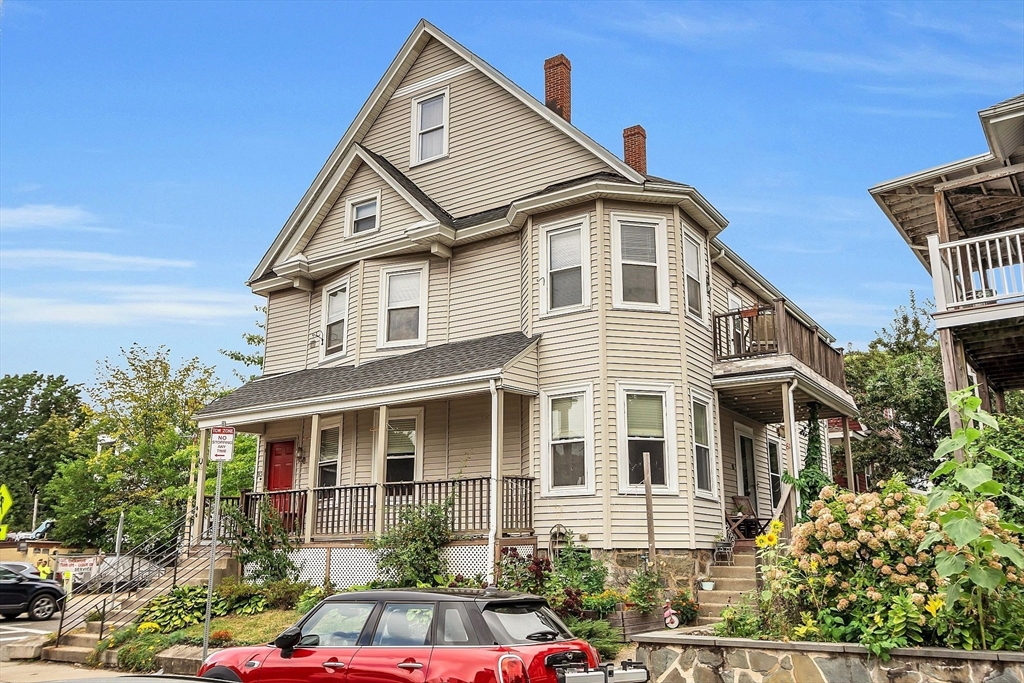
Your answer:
[304,414,321,543]
[994,388,1006,414]
[938,328,965,436]
[773,299,789,354]
[842,417,855,493]
[373,405,388,535]
[191,428,210,542]
[976,369,992,413]
[781,381,799,524]
[489,381,504,580]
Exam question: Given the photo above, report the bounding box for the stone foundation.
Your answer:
[634,633,1023,683]
[597,548,713,593]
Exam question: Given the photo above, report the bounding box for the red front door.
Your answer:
[267,441,295,492]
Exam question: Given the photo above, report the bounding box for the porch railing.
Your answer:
[200,495,241,541]
[713,300,847,390]
[384,477,491,535]
[243,489,308,539]
[502,476,534,534]
[313,485,376,537]
[928,229,1024,313]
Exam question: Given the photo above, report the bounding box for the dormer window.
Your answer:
[411,88,449,166]
[346,190,381,237]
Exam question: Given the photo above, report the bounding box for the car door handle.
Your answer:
[397,662,423,670]
[322,661,346,669]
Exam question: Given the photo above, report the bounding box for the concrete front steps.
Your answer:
[696,549,758,626]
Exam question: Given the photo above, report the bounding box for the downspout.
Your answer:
[488,379,499,584]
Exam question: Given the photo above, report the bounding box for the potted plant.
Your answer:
[699,575,715,591]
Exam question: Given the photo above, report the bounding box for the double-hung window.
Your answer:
[542,386,593,495]
[611,213,669,311]
[317,426,341,488]
[411,89,448,166]
[684,233,704,319]
[542,216,589,315]
[322,281,348,358]
[626,393,667,487]
[385,416,419,483]
[692,393,715,496]
[379,264,427,347]
[349,195,379,235]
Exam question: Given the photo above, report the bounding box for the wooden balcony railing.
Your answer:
[928,228,1024,313]
[502,476,534,535]
[384,477,492,535]
[243,489,308,538]
[313,485,376,538]
[200,495,241,541]
[714,300,847,390]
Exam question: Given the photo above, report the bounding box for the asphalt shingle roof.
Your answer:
[197,331,538,417]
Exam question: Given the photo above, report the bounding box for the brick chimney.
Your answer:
[544,54,571,122]
[623,125,647,175]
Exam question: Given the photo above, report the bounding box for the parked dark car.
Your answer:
[0,564,65,620]
[198,588,648,683]
[0,562,41,579]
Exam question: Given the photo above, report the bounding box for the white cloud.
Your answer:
[0,204,110,232]
[0,249,195,271]
[0,285,257,326]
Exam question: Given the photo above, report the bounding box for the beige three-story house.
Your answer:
[195,20,857,586]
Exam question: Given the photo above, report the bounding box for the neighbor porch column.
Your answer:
[975,369,992,413]
[190,428,210,543]
[373,405,388,535]
[489,380,504,579]
[938,328,966,436]
[304,414,321,543]
[842,416,855,493]
[780,381,800,526]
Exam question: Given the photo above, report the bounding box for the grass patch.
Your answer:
[117,632,186,672]
[180,609,299,646]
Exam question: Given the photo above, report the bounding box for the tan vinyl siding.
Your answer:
[720,409,774,519]
[264,288,313,374]
[501,344,538,394]
[304,162,424,262]
[361,39,610,217]
[448,234,521,341]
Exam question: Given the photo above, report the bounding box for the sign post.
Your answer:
[203,425,234,661]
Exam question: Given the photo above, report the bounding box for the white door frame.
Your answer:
[733,423,757,512]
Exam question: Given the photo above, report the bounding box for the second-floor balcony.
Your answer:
[927,228,1024,318]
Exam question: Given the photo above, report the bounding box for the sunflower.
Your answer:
[769,519,785,535]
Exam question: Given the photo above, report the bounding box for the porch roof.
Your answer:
[196,331,539,427]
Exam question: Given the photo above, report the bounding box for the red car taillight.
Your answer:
[499,654,530,683]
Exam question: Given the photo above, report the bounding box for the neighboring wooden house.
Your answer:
[871,94,1024,428]
[194,20,856,585]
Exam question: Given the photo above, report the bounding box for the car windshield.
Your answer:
[481,602,573,645]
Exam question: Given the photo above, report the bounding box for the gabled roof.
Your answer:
[250,19,644,284]
[196,331,538,421]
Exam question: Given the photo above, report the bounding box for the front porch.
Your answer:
[201,474,534,542]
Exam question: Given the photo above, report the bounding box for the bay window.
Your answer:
[692,393,715,496]
[541,216,589,315]
[684,233,704,319]
[611,213,669,311]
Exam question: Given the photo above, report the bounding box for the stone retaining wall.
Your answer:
[633,633,1023,683]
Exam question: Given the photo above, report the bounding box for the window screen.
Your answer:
[318,427,340,488]
[386,417,417,483]
[626,393,666,486]
[620,222,658,304]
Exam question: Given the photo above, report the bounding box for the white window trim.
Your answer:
[320,277,351,362]
[539,214,591,318]
[345,190,382,238]
[610,212,670,313]
[317,417,343,488]
[409,86,450,168]
[377,262,429,349]
[616,381,678,495]
[690,388,717,500]
[539,384,595,497]
[733,422,757,510]
[682,228,708,325]
[375,407,425,482]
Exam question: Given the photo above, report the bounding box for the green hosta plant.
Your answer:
[920,388,1024,649]
[136,585,228,632]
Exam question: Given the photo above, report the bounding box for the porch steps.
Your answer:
[697,548,758,624]
[41,645,93,665]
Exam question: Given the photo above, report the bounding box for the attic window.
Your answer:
[411,88,449,166]
[346,191,381,237]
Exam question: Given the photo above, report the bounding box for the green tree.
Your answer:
[205,433,257,497]
[219,307,265,382]
[979,415,1024,526]
[47,346,223,548]
[0,373,92,529]
[844,293,947,485]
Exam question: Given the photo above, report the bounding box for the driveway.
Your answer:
[0,615,62,643]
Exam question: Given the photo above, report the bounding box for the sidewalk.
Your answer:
[0,661,119,682]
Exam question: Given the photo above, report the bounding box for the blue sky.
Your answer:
[1,1,1022,387]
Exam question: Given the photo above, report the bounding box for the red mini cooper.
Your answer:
[198,588,648,683]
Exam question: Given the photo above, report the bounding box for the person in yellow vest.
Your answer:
[35,558,53,581]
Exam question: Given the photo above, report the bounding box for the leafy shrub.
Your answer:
[552,532,607,595]
[296,584,332,615]
[564,616,623,661]
[216,578,267,615]
[979,414,1024,527]
[224,497,298,583]
[89,624,139,666]
[496,547,551,595]
[550,586,585,619]
[136,585,227,632]
[582,588,625,617]
[209,629,233,646]
[136,622,161,635]
[670,592,698,625]
[262,579,308,610]
[625,564,662,614]
[713,594,762,639]
[368,497,452,587]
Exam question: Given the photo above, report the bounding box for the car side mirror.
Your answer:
[298,634,319,647]
[274,626,301,651]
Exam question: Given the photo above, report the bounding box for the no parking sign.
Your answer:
[210,426,235,462]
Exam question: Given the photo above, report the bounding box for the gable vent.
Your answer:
[544,54,571,122]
